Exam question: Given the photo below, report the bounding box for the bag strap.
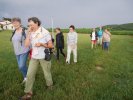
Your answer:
[10,29,16,41]
[20,27,26,46]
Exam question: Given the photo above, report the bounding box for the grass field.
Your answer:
[0,30,133,100]
[48,28,133,35]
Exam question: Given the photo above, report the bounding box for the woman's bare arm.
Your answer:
[35,40,53,48]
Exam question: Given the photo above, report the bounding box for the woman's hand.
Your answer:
[35,43,42,47]
[35,43,47,47]
[35,40,53,48]
[27,26,33,35]
[25,27,33,48]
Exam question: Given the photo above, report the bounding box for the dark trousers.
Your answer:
[56,47,65,60]
[103,42,110,50]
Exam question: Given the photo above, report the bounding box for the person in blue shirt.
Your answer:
[97,27,103,46]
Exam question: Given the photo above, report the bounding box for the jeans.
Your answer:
[103,42,110,50]
[16,52,29,78]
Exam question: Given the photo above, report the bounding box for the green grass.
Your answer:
[48,28,92,34]
[0,30,133,100]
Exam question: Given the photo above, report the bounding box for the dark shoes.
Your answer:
[20,86,53,100]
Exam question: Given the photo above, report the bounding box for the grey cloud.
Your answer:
[0,0,133,28]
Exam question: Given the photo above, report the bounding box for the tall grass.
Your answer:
[0,31,133,100]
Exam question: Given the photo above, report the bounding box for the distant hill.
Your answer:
[47,23,133,35]
[103,23,133,31]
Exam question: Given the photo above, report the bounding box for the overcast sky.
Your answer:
[0,0,133,28]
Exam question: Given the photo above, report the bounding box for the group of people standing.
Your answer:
[90,27,111,50]
[11,17,78,99]
[10,16,111,99]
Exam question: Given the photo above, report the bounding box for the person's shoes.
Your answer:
[46,85,54,90]
[74,62,77,64]
[20,93,32,100]
[21,78,27,84]
[66,61,70,64]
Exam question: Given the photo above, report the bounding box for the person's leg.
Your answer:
[56,48,59,60]
[73,45,77,63]
[16,54,27,79]
[94,40,97,48]
[102,41,104,49]
[16,55,27,82]
[104,42,108,51]
[66,45,72,64]
[97,37,100,45]
[104,42,107,50]
[59,48,66,57]
[100,37,103,45]
[16,55,20,67]
[16,55,20,68]
[40,60,53,86]
[19,52,29,78]
[106,42,110,51]
[24,58,39,93]
[91,41,94,49]
[91,43,94,49]
[103,42,106,50]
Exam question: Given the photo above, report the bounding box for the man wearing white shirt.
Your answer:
[66,25,78,64]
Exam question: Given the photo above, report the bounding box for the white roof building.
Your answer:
[0,20,14,30]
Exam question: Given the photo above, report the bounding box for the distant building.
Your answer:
[0,24,2,31]
[0,20,14,30]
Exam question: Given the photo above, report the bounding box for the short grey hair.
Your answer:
[11,17,21,23]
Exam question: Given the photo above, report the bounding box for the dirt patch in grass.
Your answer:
[95,64,104,71]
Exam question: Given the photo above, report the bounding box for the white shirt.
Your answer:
[30,27,51,59]
[91,32,96,40]
[67,32,78,45]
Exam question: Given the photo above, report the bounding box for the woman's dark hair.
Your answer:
[11,17,21,23]
[28,17,41,26]
[55,27,61,31]
[69,25,75,30]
